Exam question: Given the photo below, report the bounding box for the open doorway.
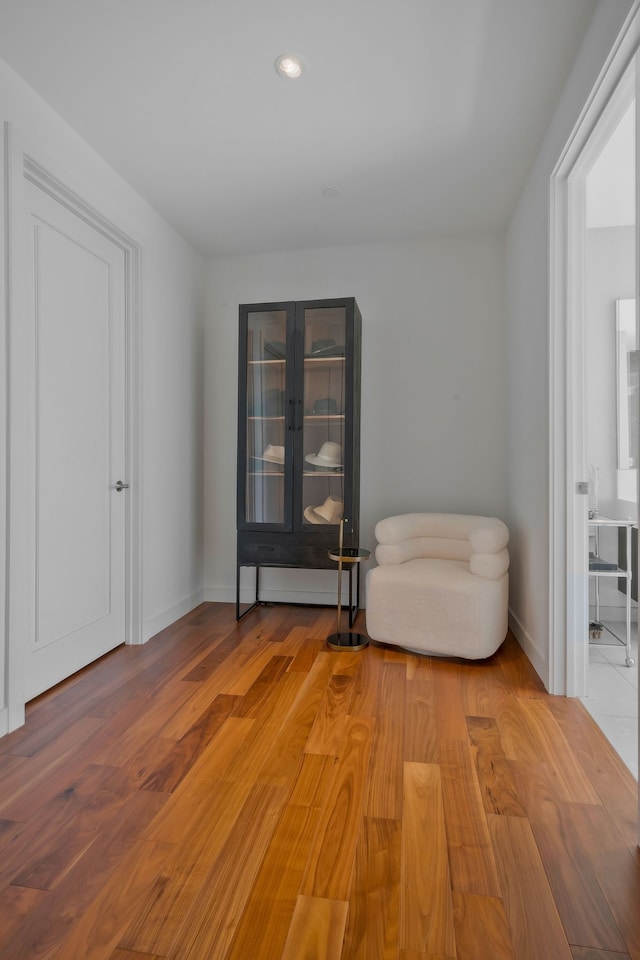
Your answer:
[582,94,638,776]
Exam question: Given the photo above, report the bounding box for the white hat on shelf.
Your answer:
[255,444,285,464]
[305,441,342,469]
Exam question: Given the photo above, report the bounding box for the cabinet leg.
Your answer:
[625,531,635,667]
[236,565,261,621]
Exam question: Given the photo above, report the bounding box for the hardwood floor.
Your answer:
[0,602,638,960]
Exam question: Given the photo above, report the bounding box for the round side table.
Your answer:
[327,546,370,651]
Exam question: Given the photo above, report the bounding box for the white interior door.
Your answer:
[23,179,127,700]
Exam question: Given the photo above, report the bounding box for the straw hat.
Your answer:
[304,496,343,525]
[255,444,285,464]
[305,441,342,469]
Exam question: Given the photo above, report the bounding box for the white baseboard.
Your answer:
[142,589,207,643]
[202,586,235,604]
[203,585,341,607]
[508,608,548,689]
[0,706,8,739]
[142,585,354,637]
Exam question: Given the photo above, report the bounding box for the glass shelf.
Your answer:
[304,356,345,365]
[588,516,636,667]
[303,472,344,478]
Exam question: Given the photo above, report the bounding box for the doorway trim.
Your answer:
[550,6,640,698]
[5,141,142,733]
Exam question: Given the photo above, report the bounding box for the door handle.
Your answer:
[114,481,129,492]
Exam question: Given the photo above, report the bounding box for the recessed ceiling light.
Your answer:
[322,188,339,199]
[275,54,306,79]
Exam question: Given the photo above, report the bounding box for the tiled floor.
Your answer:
[581,620,638,778]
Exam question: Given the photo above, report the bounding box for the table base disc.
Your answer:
[327,632,369,651]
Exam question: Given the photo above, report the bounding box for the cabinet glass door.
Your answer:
[242,307,291,526]
[299,305,347,529]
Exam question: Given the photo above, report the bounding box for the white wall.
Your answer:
[0,59,206,729]
[204,236,507,604]
[138,225,206,639]
[505,0,634,687]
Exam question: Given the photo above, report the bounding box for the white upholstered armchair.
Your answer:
[365,513,509,659]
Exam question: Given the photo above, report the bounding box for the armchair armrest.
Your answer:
[470,547,510,580]
[468,519,509,554]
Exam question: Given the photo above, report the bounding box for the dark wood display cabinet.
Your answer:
[236,297,362,620]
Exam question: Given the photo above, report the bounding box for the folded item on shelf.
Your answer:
[313,397,338,415]
[588,553,618,571]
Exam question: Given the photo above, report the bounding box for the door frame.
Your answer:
[550,5,640,699]
[4,134,142,733]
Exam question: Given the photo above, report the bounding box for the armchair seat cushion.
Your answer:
[365,513,509,660]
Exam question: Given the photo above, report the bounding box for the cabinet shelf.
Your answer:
[303,471,344,478]
[305,414,344,422]
[247,415,344,423]
[304,356,345,365]
[588,517,636,667]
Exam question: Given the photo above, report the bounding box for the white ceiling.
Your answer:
[0,0,598,257]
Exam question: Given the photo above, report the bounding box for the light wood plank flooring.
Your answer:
[0,602,638,960]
